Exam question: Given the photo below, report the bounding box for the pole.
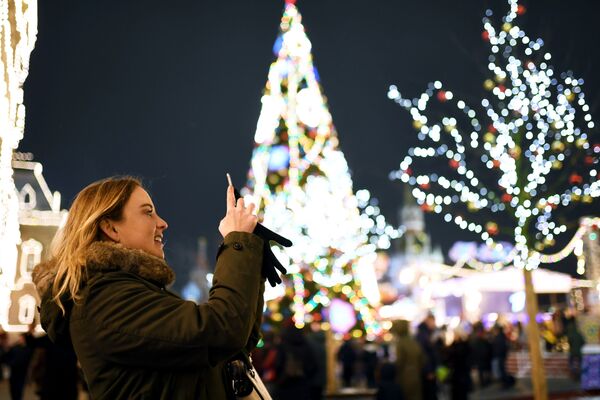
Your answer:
[325,329,338,395]
[523,268,548,400]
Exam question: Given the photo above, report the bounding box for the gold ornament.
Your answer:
[484,79,495,91]
[551,141,565,152]
[467,202,479,211]
[552,160,563,169]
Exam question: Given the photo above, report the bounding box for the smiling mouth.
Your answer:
[154,235,164,244]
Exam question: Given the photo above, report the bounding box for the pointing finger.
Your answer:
[226,185,236,211]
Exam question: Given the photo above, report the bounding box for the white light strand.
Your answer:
[0,0,37,300]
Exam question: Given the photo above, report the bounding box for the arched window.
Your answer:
[19,183,37,210]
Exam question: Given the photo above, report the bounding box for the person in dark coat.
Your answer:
[469,321,492,388]
[392,320,424,400]
[3,334,33,400]
[28,333,79,400]
[273,324,317,400]
[376,362,404,400]
[491,324,513,388]
[306,326,327,400]
[32,177,267,400]
[360,340,379,388]
[447,328,471,400]
[337,338,358,387]
[565,316,585,380]
[416,315,438,400]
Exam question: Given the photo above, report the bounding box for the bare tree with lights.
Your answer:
[388,1,599,398]
[242,0,399,342]
[0,0,37,320]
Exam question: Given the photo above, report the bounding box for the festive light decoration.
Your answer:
[388,0,599,272]
[0,0,37,301]
[243,1,400,338]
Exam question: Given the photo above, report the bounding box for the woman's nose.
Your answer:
[157,215,168,230]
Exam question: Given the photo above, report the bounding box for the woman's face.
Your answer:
[110,186,168,258]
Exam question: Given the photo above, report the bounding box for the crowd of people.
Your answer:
[0,309,588,400]
[252,310,587,400]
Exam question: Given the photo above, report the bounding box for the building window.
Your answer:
[18,295,36,325]
[19,183,37,210]
[19,239,43,281]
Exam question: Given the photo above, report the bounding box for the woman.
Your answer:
[32,176,265,399]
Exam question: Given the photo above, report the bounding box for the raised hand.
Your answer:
[232,187,292,287]
[218,185,258,238]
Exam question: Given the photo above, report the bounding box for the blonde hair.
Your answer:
[51,176,142,313]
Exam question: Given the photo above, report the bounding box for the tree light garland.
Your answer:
[389,0,599,272]
[243,0,400,338]
[0,0,37,295]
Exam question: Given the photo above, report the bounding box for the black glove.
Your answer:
[234,188,292,286]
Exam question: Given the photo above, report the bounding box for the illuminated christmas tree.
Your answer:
[388,1,598,397]
[243,0,398,339]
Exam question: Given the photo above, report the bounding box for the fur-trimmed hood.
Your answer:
[32,241,175,299]
[32,241,175,346]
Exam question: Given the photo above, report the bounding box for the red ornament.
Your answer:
[419,182,430,190]
[487,124,497,133]
[437,91,447,102]
[492,160,501,168]
[285,0,297,4]
[517,4,527,15]
[569,173,583,185]
[449,159,459,169]
[405,168,413,176]
[497,84,506,92]
[501,193,512,203]
[486,222,499,236]
[420,203,432,212]
[585,156,595,166]
[481,31,490,41]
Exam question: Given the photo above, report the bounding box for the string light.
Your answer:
[244,1,401,338]
[0,0,37,327]
[389,0,599,272]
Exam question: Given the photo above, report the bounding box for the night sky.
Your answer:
[20,0,600,288]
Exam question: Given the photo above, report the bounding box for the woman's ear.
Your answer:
[99,219,119,242]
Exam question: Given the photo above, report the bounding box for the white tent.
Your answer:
[430,267,574,297]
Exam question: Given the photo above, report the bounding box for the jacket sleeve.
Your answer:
[72,232,263,370]
[245,279,265,353]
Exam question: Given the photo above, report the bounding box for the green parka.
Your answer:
[32,232,264,400]
[391,319,425,400]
